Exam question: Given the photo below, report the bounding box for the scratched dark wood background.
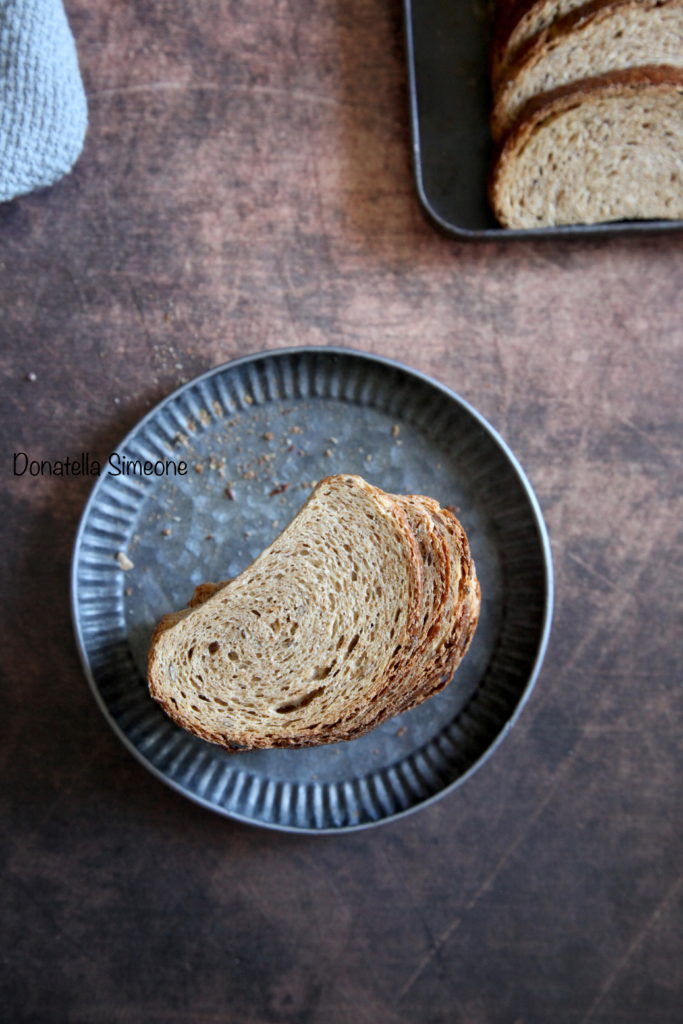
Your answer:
[2,1,681,1022]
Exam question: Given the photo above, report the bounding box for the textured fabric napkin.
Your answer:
[0,0,87,202]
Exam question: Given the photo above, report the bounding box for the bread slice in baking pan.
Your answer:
[490,67,683,227]
[492,0,602,87]
[490,0,683,141]
[148,474,480,751]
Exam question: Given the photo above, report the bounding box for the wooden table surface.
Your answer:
[2,2,681,1022]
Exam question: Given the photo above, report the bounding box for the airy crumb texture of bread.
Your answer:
[148,474,480,751]
[492,0,610,86]
[490,67,683,227]
[491,0,683,140]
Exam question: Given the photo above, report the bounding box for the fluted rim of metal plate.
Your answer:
[71,346,554,834]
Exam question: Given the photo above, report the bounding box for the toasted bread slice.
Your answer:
[490,67,683,227]
[148,474,432,749]
[351,497,480,732]
[491,0,683,141]
[148,475,480,751]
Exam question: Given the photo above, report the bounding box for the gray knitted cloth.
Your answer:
[0,0,87,202]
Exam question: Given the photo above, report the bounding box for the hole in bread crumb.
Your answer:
[270,619,281,633]
[228,651,239,662]
[336,634,346,650]
[187,646,195,660]
[347,634,360,654]
[198,694,210,701]
[310,664,333,680]
[214,698,229,707]
[208,641,220,655]
[276,686,326,713]
[251,608,261,617]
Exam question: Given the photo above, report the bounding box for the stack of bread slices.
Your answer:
[489,0,683,228]
[148,474,481,751]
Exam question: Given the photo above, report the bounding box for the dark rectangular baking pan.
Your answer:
[403,0,683,240]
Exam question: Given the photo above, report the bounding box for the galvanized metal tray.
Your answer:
[403,0,683,240]
[71,348,553,832]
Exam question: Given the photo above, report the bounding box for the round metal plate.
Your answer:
[71,347,553,832]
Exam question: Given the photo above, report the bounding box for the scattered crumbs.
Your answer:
[124,587,134,596]
[172,516,181,522]
[365,454,373,463]
[395,725,407,738]
[271,520,280,529]
[26,372,37,382]
[194,463,203,474]
[327,436,338,444]
[243,530,252,539]
[161,528,172,537]
[244,394,254,405]
[209,456,226,472]
[224,485,236,500]
[269,483,289,496]
[263,431,274,441]
[174,432,189,447]
[213,401,223,417]
[291,425,303,435]
[324,448,333,458]
[113,397,120,405]
[444,503,460,514]
[205,534,214,541]
[391,424,401,437]
[199,409,211,426]
[396,439,403,446]
[436,462,442,470]
[242,469,256,480]
[116,552,134,571]
[186,419,197,433]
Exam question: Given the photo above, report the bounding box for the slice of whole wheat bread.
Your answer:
[148,475,479,751]
[492,0,603,86]
[490,67,683,227]
[351,497,480,732]
[408,499,480,705]
[491,0,683,140]
[148,474,428,750]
